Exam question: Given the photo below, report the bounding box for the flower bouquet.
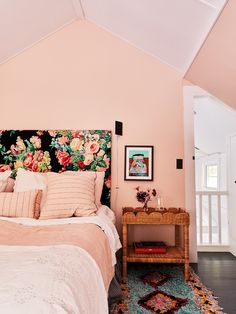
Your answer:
[135,186,157,210]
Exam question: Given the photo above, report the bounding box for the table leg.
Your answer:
[122,224,127,280]
[184,224,190,280]
[175,225,180,247]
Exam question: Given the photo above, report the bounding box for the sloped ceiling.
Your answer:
[0,0,82,64]
[0,0,227,73]
[185,0,236,109]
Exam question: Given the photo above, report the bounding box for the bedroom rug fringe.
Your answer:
[110,265,225,314]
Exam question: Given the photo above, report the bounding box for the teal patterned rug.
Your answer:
[111,263,225,314]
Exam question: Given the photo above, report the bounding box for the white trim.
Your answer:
[196,191,228,195]
[230,238,236,257]
[197,0,218,9]
[184,86,213,262]
[183,0,229,76]
[218,194,222,244]
[0,18,78,66]
[198,245,230,252]
[208,194,212,244]
[227,133,236,257]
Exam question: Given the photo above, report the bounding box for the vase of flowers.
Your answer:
[135,186,157,210]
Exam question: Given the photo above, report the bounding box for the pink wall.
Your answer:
[185,0,236,109]
[0,20,186,249]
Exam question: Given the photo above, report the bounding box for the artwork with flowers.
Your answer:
[0,130,111,205]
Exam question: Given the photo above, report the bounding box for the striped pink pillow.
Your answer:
[0,190,42,219]
[40,172,97,219]
[62,171,105,206]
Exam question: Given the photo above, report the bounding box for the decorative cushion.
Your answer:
[39,172,97,219]
[14,168,47,192]
[0,190,42,219]
[62,171,105,206]
[14,168,47,208]
[0,170,12,192]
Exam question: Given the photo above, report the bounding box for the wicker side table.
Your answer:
[122,207,190,280]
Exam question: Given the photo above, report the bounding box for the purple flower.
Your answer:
[136,191,150,203]
[136,188,157,204]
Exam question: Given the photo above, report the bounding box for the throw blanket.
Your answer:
[0,245,108,314]
[0,219,115,314]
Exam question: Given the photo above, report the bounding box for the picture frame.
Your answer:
[124,145,153,181]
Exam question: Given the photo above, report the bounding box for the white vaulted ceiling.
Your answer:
[0,0,227,73]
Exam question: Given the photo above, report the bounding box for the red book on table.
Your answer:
[134,241,167,253]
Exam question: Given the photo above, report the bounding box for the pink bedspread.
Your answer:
[0,220,114,291]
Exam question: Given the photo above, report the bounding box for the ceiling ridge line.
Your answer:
[197,0,218,9]
[71,0,86,19]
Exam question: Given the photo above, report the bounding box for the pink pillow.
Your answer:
[40,172,97,219]
[0,190,42,219]
[62,171,105,206]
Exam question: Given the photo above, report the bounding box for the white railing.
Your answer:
[196,191,229,245]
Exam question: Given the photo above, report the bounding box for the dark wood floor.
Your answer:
[191,252,236,314]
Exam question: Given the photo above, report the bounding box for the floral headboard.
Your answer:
[0,130,111,206]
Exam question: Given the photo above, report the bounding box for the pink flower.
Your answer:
[31,162,38,172]
[34,151,44,162]
[10,144,18,156]
[72,131,81,138]
[96,166,107,172]
[86,141,99,154]
[0,164,11,172]
[105,175,111,188]
[84,153,94,166]
[24,153,34,168]
[36,130,43,136]
[56,151,71,167]
[23,152,39,171]
[30,136,41,149]
[58,136,69,145]
[25,152,34,159]
[48,130,57,137]
[103,155,110,168]
[77,160,86,169]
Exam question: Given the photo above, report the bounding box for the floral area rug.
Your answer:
[111,264,225,314]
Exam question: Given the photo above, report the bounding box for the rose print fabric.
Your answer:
[0,130,111,206]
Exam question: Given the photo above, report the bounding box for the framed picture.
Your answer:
[124,145,153,181]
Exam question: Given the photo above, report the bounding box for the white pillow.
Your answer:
[0,170,12,192]
[14,168,47,209]
[62,171,105,206]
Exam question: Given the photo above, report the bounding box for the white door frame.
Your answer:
[227,133,236,256]
[183,85,210,263]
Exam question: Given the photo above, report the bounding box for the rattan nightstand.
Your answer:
[122,207,190,280]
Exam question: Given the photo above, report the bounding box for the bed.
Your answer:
[0,130,121,314]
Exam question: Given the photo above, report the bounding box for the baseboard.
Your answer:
[229,238,236,257]
[197,245,230,252]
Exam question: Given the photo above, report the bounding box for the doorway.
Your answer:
[193,96,236,250]
[183,85,236,258]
